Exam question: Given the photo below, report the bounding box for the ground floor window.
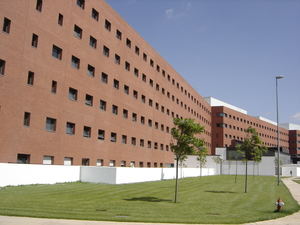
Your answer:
[17,154,30,164]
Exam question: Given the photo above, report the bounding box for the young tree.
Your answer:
[213,156,224,175]
[195,144,208,177]
[236,127,267,193]
[171,118,205,203]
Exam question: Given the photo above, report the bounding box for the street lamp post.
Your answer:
[276,75,284,186]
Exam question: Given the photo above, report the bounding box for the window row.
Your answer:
[17,153,165,168]
[23,113,170,151]
[217,112,288,136]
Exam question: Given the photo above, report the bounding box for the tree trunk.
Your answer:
[235,159,238,184]
[200,165,202,177]
[174,158,179,203]
[245,159,248,193]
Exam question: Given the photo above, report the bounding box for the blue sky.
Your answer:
[106,0,300,125]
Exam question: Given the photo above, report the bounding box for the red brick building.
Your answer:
[0,0,298,167]
[0,0,212,166]
[206,97,290,155]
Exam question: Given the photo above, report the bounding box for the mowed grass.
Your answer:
[0,176,299,224]
[293,179,300,184]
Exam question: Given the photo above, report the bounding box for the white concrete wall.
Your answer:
[221,157,275,176]
[80,167,117,184]
[81,167,216,184]
[282,165,300,177]
[0,163,80,187]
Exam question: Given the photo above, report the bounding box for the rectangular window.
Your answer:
[112,105,118,115]
[101,72,108,83]
[116,29,122,40]
[140,116,145,124]
[46,117,56,132]
[91,8,99,21]
[0,59,5,75]
[96,159,103,166]
[27,71,34,85]
[123,109,128,118]
[43,156,54,165]
[125,61,130,71]
[148,119,152,127]
[51,80,57,93]
[122,135,127,144]
[110,132,117,142]
[133,90,138,99]
[58,13,63,26]
[77,0,85,9]
[89,36,97,48]
[3,17,11,33]
[130,161,135,167]
[115,54,120,64]
[132,113,137,122]
[148,141,151,148]
[155,122,158,129]
[52,45,62,60]
[31,33,38,48]
[74,25,82,39]
[140,139,144,147]
[66,122,75,135]
[109,160,115,167]
[17,154,30,164]
[83,126,91,138]
[160,144,164,150]
[23,112,31,126]
[85,94,93,106]
[141,95,146,103]
[124,85,129,94]
[126,38,131,48]
[98,129,105,140]
[103,46,110,57]
[36,0,43,12]
[139,162,144,167]
[87,64,95,77]
[149,99,153,107]
[134,68,139,77]
[71,55,80,69]
[135,46,140,55]
[143,53,147,61]
[142,74,146,82]
[131,137,136,146]
[150,59,154,67]
[154,142,158,149]
[156,65,160,72]
[99,100,106,111]
[64,157,73,166]
[82,158,90,166]
[120,160,126,167]
[113,79,119,89]
[105,19,111,31]
[68,87,78,101]
[149,79,153,87]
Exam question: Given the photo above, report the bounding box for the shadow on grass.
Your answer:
[124,196,172,202]
[205,190,237,194]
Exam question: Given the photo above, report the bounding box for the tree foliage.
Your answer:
[170,118,205,202]
[195,143,208,177]
[236,127,267,192]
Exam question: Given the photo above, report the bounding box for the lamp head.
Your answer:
[276,75,284,79]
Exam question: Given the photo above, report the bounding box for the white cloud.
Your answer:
[164,2,192,20]
[165,8,174,19]
[291,112,300,121]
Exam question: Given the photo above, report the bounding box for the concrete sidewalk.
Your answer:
[0,177,299,225]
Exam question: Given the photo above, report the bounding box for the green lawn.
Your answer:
[293,179,300,184]
[0,176,299,224]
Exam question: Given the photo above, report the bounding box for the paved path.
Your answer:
[0,177,299,225]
